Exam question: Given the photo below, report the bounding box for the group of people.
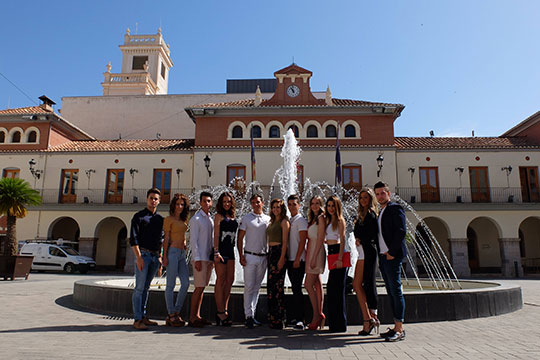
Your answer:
[129,181,407,342]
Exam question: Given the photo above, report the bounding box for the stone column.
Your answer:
[449,238,471,278]
[404,245,417,278]
[500,238,523,278]
[78,237,97,259]
[124,247,134,274]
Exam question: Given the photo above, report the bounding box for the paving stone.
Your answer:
[1,274,540,359]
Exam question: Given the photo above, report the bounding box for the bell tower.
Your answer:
[102,28,173,96]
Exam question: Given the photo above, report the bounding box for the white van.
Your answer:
[19,242,96,274]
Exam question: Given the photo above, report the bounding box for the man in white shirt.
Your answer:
[188,191,214,327]
[237,193,270,328]
[286,194,308,330]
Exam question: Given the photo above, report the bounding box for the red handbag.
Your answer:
[327,252,351,270]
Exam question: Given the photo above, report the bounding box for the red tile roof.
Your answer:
[0,106,53,115]
[274,64,313,75]
[44,139,194,152]
[394,136,540,149]
[190,98,402,109]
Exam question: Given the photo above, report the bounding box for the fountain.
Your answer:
[73,130,522,324]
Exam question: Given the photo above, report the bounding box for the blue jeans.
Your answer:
[379,255,405,323]
[132,250,161,321]
[164,247,190,315]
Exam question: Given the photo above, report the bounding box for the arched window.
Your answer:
[232,125,243,138]
[307,125,318,138]
[0,132,5,143]
[252,125,262,138]
[325,125,337,138]
[11,131,21,143]
[27,130,38,143]
[288,125,299,137]
[344,125,356,138]
[269,125,280,138]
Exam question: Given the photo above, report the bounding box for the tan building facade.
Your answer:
[1,32,539,277]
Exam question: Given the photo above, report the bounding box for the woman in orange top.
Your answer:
[163,193,190,327]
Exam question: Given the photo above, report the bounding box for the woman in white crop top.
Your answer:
[324,195,347,333]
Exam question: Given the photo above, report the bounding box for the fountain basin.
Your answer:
[73,278,521,324]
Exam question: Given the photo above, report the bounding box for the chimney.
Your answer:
[38,95,56,112]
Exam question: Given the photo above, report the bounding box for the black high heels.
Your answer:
[358,319,379,336]
[215,311,232,326]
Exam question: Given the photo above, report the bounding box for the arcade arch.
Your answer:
[414,217,450,275]
[467,217,501,273]
[519,217,540,272]
[94,217,128,268]
[48,217,80,249]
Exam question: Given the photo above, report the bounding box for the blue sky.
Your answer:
[1,0,540,137]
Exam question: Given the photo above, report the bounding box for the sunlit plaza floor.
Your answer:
[1,272,540,359]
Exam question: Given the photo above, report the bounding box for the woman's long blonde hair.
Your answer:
[325,195,344,231]
[357,187,379,222]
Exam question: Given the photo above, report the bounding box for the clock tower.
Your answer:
[264,64,321,106]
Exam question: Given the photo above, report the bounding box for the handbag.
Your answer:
[327,252,351,270]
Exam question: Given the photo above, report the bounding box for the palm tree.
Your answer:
[0,177,42,256]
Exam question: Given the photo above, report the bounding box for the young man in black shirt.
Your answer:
[130,188,164,330]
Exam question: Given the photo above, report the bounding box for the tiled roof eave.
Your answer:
[194,144,396,150]
[396,146,540,150]
[186,98,404,110]
[394,136,540,150]
[42,139,194,152]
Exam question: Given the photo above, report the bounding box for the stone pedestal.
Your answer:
[449,238,471,278]
[78,237,97,259]
[500,238,523,278]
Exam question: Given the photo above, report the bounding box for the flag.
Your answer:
[251,125,256,182]
[335,122,341,185]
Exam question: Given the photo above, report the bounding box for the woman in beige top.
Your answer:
[304,196,326,330]
[163,193,190,327]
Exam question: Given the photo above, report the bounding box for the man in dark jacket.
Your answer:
[130,188,164,330]
[374,181,406,342]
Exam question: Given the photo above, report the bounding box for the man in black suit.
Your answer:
[374,181,406,342]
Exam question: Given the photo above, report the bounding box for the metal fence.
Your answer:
[37,188,195,205]
[395,187,527,204]
[35,186,535,205]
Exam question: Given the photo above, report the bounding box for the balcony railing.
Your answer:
[35,186,536,205]
[37,188,195,205]
[395,187,527,204]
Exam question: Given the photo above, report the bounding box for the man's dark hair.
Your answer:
[250,193,264,202]
[200,191,213,201]
[147,188,161,198]
[374,181,389,191]
[287,194,300,203]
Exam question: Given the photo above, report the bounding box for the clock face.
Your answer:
[287,85,300,98]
